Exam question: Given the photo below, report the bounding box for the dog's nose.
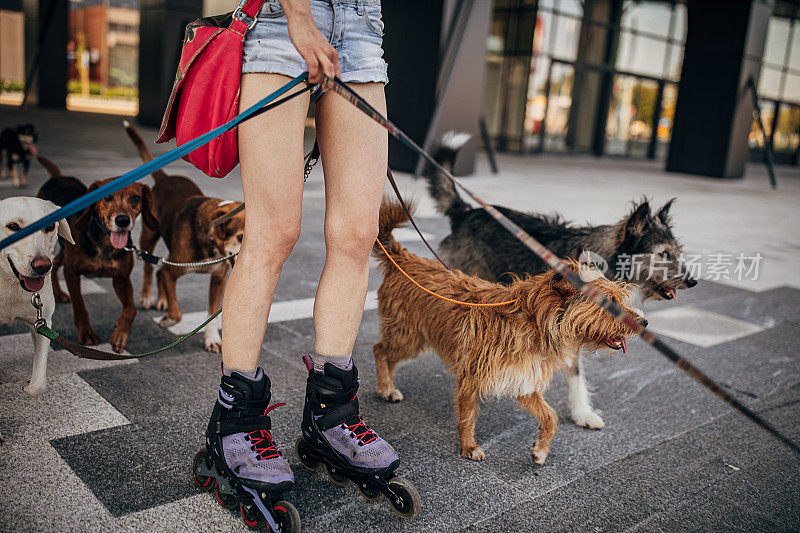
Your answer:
[115,214,131,228]
[30,256,52,275]
[685,277,698,288]
[638,317,649,328]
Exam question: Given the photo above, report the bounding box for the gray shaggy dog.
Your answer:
[424,132,697,430]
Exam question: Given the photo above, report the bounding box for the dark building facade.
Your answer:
[2,0,798,177]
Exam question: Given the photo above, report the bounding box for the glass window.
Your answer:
[544,62,574,151]
[617,32,668,78]
[784,72,800,103]
[772,104,800,152]
[557,0,582,18]
[672,3,687,42]
[763,17,791,67]
[666,44,684,81]
[749,100,775,148]
[605,75,658,156]
[551,14,581,61]
[759,67,783,99]
[656,83,678,159]
[789,23,800,72]
[621,1,672,38]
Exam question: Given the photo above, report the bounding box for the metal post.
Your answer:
[479,115,498,174]
[747,77,778,189]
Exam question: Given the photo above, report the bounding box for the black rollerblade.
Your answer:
[193,368,300,531]
[295,356,420,518]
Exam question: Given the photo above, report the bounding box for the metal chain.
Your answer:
[124,245,237,269]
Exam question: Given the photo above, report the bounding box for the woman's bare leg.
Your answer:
[312,82,387,356]
[221,73,310,371]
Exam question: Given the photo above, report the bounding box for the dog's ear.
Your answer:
[139,184,160,232]
[73,182,100,232]
[656,198,676,226]
[210,207,229,239]
[57,219,74,244]
[624,200,651,238]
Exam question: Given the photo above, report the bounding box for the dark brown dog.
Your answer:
[124,121,244,353]
[371,198,643,465]
[37,156,158,353]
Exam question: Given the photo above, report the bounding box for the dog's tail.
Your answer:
[37,156,62,178]
[424,131,471,226]
[373,196,412,259]
[123,120,168,181]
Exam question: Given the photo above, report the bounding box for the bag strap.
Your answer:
[231,0,267,33]
[241,0,267,19]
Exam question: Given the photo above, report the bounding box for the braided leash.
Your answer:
[321,75,800,456]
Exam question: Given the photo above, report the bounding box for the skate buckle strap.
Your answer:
[317,396,360,430]
[216,416,272,435]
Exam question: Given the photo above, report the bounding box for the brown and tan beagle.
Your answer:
[37,156,159,353]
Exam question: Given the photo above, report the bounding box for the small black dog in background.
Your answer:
[1,123,39,188]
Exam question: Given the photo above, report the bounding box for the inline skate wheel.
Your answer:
[295,436,320,472]
[356,480,383,502]
[387,476,421,518]
[215,482,239,510]
[323,462,350,487]
[191,449,214,492]
[240,502,265,530]
[273,500,301,532]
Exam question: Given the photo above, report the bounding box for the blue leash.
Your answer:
[0,72,309,252]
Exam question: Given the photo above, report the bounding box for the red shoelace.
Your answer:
[246,402,285,460]
[344,413,378,446]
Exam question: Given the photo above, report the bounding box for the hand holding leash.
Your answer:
[283,0,340,83]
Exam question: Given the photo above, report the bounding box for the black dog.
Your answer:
[0,123,39,188]
[424,132,697,430]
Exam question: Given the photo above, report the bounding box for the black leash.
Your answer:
[321,74,800,457]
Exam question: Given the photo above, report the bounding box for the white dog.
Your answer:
[0,197,73,401]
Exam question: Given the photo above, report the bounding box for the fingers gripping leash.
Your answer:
[319,75,800,457]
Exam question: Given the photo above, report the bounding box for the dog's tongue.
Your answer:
[621,338,627,354]
[110,231,128,249]
[28,144,38,156]
[669,289,677,300]
[21,275,45,292]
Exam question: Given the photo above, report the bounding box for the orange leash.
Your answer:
[375,239,517,308]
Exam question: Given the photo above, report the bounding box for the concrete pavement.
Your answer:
[1,106,798,532]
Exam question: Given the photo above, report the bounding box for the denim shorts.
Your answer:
[241,0,388,84]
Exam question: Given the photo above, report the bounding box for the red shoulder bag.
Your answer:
[156,0,266,178]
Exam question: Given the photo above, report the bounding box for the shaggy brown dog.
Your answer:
[371,199,643,465]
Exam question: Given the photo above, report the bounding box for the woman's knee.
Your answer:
[324,216,379,262]
[243,223,301,267]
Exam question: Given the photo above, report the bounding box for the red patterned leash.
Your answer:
[321,75,800,457]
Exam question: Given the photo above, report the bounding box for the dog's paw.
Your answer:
[140,291,155,309]
[110,330,128,353]
[378,388,404,402]
[158,316,178,328]
[572,409,605,430]
[156,298,168,312]
[78,329,100,346]
[23,382,46,397]
[461,445,486,461]
[205,339,222,353]
[531,447,549,465]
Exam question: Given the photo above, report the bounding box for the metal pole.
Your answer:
[747,77,778,189]
[479,115,498,174]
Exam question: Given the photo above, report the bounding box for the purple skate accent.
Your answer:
[320,421,398,469]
